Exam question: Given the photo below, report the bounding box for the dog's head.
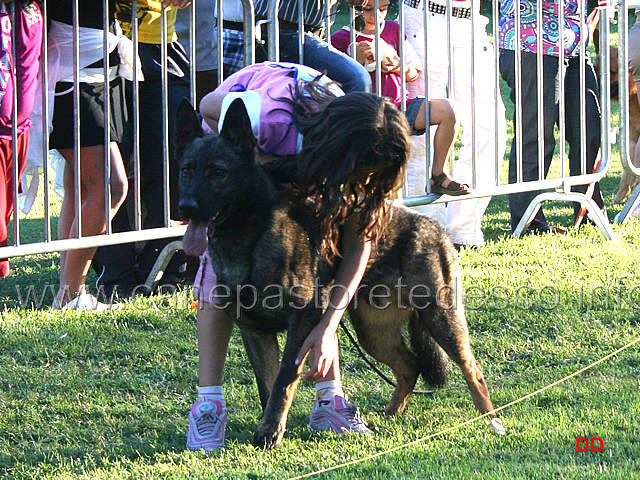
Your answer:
[593,29,637,101]
[176,97,271,256]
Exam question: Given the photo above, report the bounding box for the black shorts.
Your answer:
[49,76,127,150]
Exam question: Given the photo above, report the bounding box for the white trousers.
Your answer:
[404,7,507,246]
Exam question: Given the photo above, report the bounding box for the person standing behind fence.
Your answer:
[331,0,470,195]
[90,0,191,298]
[0,0,43,278]
[253,0,372,94]
[403,0,507,248]
[499,0,605,233]
[48,0,129,309]
[174,0,217,109]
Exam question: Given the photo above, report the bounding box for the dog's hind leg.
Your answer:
[349,301,419,416]
[422,307,504,433]
[614,170,638,203]
[241,330,280,411]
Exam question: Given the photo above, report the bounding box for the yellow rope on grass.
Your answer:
[287,335,640,480]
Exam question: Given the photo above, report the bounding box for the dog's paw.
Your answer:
[487,417,506,436]
[252,425,286,450]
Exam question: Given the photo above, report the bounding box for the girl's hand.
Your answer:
[355,40,375,65]
[296,324,339,382]
[380,52,401,73]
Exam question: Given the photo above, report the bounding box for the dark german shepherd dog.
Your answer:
[176,98,503,449]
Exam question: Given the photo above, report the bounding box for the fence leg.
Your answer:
[143,240,184,292]
[512,192,618,243]
[614,182,640,224]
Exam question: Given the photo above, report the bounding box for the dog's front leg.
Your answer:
[252,311,318,449]
[240,329,280,411]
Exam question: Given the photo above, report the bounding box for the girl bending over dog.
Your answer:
[184,61,430,451]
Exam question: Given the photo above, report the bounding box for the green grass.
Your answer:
[2,7,640,479]
[2,216,640,479]
[2,162,640,479]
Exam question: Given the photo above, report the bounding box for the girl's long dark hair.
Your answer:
[279,76,411,260]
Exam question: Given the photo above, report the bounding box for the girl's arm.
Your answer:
[403,35,422,82]
[295,217,371,381]
[199,90,230,134]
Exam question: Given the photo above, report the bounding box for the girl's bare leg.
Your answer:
[197,303,234,386]
[54,143,127,306]
[429,99,461,185]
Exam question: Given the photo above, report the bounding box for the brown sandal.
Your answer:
[431,172,471,196]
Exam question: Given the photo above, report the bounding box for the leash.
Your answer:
[339,321,435,396]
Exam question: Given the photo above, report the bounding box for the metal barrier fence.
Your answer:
[1,0,630,287]
[615,0,640,223]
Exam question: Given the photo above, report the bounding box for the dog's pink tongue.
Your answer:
[182,221,208,257]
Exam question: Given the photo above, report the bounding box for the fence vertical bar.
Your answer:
[398,0,406,114]
[423,0,431,193]
[161,7,170,227]
[217,0,224,85]
[41,1,51,242]
[579,0,587,178]
[470,1,477,188]
[493,0,500,186]
[267,0,280,61]
[189,0,196,104]
[349,1,356,60]
[374,0,381,96]
[72,0,82,239]
[103,0,112,235]
[241,0,255,66]
[446,0,453,98]
[558,1,566,179]
[132,0,142,231]
[298,0,304,63]
[619,0,630,176]
[599,3,611,181]
[514,0,523,183]
[10,2,19,247]
[536,0,544,182]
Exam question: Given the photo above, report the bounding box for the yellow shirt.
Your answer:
[115,0,178,44]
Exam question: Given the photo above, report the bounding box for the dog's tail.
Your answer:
[408,314,450,387]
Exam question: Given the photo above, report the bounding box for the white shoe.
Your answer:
[308,395,372,434]
[62,294,123,311]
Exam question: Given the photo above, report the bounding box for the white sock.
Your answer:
[198,385,224,401]
[314,380,344,406]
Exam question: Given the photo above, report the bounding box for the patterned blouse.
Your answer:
[499,0,585,57]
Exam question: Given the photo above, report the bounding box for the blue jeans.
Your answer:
[276,30,371,94]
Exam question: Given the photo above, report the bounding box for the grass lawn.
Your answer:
[1,4,640,479]
[2,149,640,480]
[2,182,640,480]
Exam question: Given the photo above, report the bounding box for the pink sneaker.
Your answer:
[308,395,372,434]
[186,398,227,451]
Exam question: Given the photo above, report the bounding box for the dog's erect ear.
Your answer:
[174,98,204,159]
[219,98,256,154]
